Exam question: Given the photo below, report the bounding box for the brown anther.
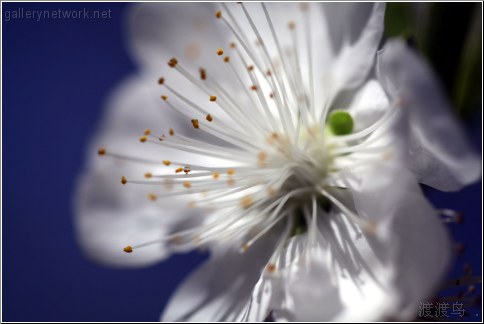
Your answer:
[216,48,224,56]
[269,92,275,99]
[169,128,175,136]
[266,70,272,77]
[162,160,171,166]
[183,166,191,174]
[121,176,127,185]
[227,178,235,186]
[139,135,147,143]
[212,172,220,179]
[215,10,222,19]
[267,263,276,273]
[206,114,213,122]
[97,147,106,156]
[199,68,207,80]
[161,95,168,101]
[241,243,249,252]
[144,172,153,179]
[250,85,258,91]
[223,56,230,63]
[209,95,217,102]
[175,167,183,173]
[148,193,157,201]
[168,57,178,68]
[158,77,165,85]
[183,181,192,188]
[247,65,254,71]
[240,196,253,209]
[227,169,235,175]
[158,137,164,141]
[288,21,296,30]
[191,119,200,129]
[229,42,236,48]
[123,245,133,253]
[144,129,151,135]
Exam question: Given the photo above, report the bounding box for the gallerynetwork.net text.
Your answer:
[4,8,112,22]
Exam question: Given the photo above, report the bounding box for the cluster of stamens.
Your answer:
[97,3,423,274]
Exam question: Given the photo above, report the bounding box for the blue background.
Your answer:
[2,2,482,322]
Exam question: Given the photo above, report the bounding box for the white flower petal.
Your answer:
[327,3,386,96]
[128,3,225,72]
[377,39,481,191]
[161,230,279,321]
[277,235,343,322]
[348,162,451,320]
[75,163,192,267]
[75,76,220,267]
[347,79,390,131]
[268,162,451,321]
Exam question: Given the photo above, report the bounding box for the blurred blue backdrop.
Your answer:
[2,2,482,322]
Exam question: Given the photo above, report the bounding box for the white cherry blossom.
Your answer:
[75,2,480,321]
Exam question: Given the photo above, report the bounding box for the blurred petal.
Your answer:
[74,76,219,267]
[377,39,481,191]
[161,230,279,321]
[127,3,226,72]
[328,3,386,95]
[322,3,377,55]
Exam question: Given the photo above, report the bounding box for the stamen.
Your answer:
[209,95,217,102]
[197,69,206,81]
[169,128,175,136]
[163,160,171,166]
[144,129,151,135]
[121,176,127,185]
[191,119,200,129]
[240,195,253,209]
[206,114,213,122]
[158,77,165,85]
[216,48,224,56]
[267,263,276,273]
[168,57,178,68]
[139,136,147,143]
[161,95,168,101]
[123,246,133,253]
[97,147,106,156]
[144,172,152,179]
